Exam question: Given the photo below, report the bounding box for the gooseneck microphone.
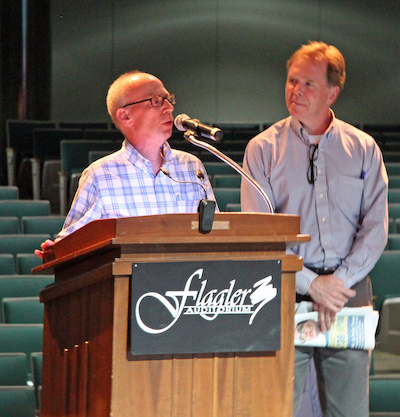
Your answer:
[174,114,223,141]
[159,167,216,233]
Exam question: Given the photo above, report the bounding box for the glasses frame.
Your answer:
[307,144,319,184]
[121,94,176,108]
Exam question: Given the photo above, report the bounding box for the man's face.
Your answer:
[285,57,338,133]
[120,73,174,148]
[296,319,320,341]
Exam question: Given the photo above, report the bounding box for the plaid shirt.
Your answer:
[58,140,216,238]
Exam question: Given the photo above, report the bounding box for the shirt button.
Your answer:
[320,193,323,198]
[322,217,326,222]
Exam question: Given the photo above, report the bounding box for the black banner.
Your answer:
[130,260,281,355]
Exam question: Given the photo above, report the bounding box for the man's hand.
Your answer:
[34,239,56,259]
[308,274,356,333]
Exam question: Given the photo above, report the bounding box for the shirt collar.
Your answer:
[290,109,336,144]
[123,139,173,168]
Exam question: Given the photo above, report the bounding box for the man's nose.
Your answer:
[293,83,303,96]
[163,100,174,112]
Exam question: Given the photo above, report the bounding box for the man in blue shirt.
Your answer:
[242,42,388,417]
[36,71,215,257]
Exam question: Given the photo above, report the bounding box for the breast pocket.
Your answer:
[334,175,364,219]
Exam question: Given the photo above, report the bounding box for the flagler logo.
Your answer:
[135,268,278,334]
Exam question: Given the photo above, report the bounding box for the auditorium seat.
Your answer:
[6,119,56,189]
[0,217,20,234]
[0,186,19,200]
[0,386,37,417]
[388,204,400,221]
[388,189,400,203]
[0,235,51,260]
[386,162,400,176]
[387,235,400,250]
[213,188,241,211]
[41,160,61,214]
[84,128,124,140]
[21,216,65,236]
[16,254,42,275]
[389,176,400,189]
[213,175,241,189]
[0,353,29,385]
[58,121,109,130]
[0,200,51,220]
[203,162,240,183]
[200,150,243,163]
[226,203,241,212]
[369,375,400,414]
[0,324,44,359]
[0,254,16,275]
[221,140,249,152]
[30,352,42,409]
[59,139,120,214]
[369,250,400,312]
[2,297,43,324]
[0,275,54,322]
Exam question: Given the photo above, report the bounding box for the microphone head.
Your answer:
[196,170,205,181]
[174,114,190,131]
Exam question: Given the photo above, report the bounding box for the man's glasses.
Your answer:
[122,94,176,108]
[307,144,319,184]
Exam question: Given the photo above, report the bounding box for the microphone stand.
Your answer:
[184,131,274,214]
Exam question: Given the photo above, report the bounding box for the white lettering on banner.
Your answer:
[135,269,277,334]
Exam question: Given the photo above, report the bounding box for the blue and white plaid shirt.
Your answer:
[58,140,216,238]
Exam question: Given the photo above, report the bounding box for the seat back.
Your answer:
[213,174,241,189]
[0,186,19,200]
[60,139,119,176]
[369,250,400,311]
[369,376,400,412]
[16,254,43,275]
[0,235,51,258]
[0,200,50,220]
[0,217,20,234]
[0,275,55,321]
[213,188,241,211]
[0,386,37,417]
[2,297,43,324]
[0,324,44,358]
[0,353,29,385]
[0,254,16,275]
[21,216,65,236]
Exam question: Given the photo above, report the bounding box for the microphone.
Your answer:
[174,114,223,141]
[160,167,216,233]
[159,167,207,199]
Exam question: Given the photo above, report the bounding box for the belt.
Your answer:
[307,266,337,275]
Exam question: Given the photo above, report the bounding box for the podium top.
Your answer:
[34,212,309,274]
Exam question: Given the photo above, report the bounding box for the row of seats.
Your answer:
[0,215,65,235]
[0,274,53,415]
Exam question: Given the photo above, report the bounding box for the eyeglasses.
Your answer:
[307,144,319,184]
[121,94,176,108]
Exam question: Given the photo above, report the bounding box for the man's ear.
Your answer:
[116,108,131,126]
[328,86,340,106]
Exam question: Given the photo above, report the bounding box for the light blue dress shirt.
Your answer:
[241,113,388,294]
[59,140,216,238]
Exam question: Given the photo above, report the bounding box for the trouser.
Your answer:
[294,276,372,417]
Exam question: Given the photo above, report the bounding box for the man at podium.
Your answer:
[241,42,388,417]
[36,71,216,258]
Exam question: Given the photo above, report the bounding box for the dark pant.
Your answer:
[294,276,372,417]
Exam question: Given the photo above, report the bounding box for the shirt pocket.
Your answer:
[334,174,364,217]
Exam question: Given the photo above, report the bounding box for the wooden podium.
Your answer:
[35,213,309,417]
